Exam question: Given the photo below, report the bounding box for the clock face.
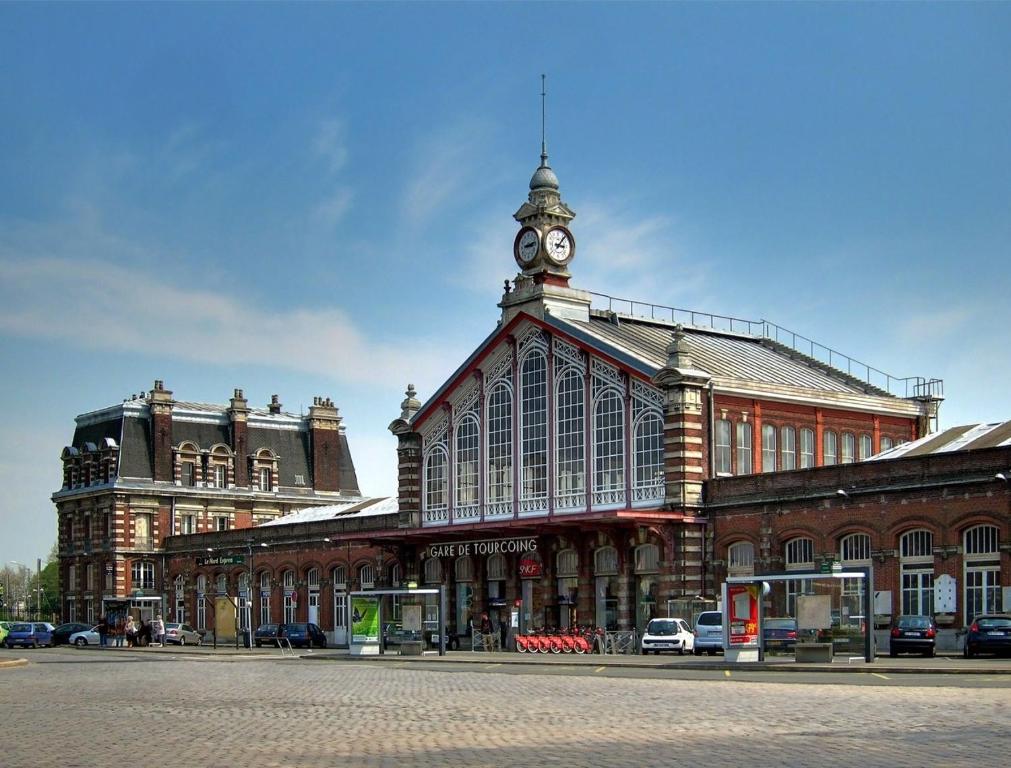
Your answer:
[545,226,574,264]
[514,227,540,265]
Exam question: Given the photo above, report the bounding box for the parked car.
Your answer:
[4,622,56,648]
[69,626,102,646]
[254,623,281,647]
[963,614,1011,658]
[163,623,202,646]
[693,611,724,655]
[762,617,798,654]
[280,622,327,649]
[52,622,95,646]
[641,617,694,655]
[889,615,936,657]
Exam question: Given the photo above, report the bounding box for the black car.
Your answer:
[889,615,936,657]
[253,623,281,647]
[51,622,95,646]
[280,622,327,649]
[762,618,798,654]
[963,614,1011,658]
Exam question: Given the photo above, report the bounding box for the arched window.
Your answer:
[594,546,618,576]
[455,556,473,582]
[633,411,663,499]
[593,389,625,503]
[964,525,1001,620]
[736,422,753,475]
[557,549,578,577]
[359,564,376,589]
[389,563,402,587]
[259,571,271,626]
[841,432,856,464]
[728,541,755,576]
[634,544,659,574]
[307,568,320,590]
[900,529,934,615]
[880,436,894,452]
[216,573,227,595]
[781,426,796,470]
[486,382,513,515]
[858,434,872,460]
[520,351,548,507]
[715,419,732,475]
[487,554,507,581]
[840,533,871,564]
[424,558,443,584]
[785,538,814,570]
[762,424,777,472]
[455,415,479,515]
[282,570,296,623]
[423,447,449,522]
[823,430,838,466]
[800,428,815,468]
[331,565,347,589]
[254,448,275,492]
[208,446,231,488]
[555,368,585,508]
[196,575,208,630]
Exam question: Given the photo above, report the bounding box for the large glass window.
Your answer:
[131,560,155,590]
[555,369,585,507]
[633,411,663,496]
[736,422,753,475]
[900,529,934,615]
[761,424,777,472]
[520,352,548,502]
[785,537,814,616]
[823,430,838,466]
[283,570,296,623]
[455,416,479,511]
[880,436,894,452]
[800,428,815,468]
[715,419,732,475]
[858,434,872,460]
[841,432,856,464]
[728,541,755,577]
[423,447,448,520]
[781,426,796,470]
[259,572,271,626]
[964,525,1001,621]
[486,383,513,510]
[593,389,625,500]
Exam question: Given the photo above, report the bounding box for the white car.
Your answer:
[641,617,695,655]
[69,626,102,646]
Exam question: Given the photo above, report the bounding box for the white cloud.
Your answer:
[0,221,457,390]
[313,119,349,174]
[895,308,973,344]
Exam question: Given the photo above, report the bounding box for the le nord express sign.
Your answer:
[425,537,537,559]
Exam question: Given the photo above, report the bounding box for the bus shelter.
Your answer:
[349,586,447,656]
[723,565,873,663]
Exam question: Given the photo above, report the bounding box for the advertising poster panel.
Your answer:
[351,596,380,644]
[727,584,759,646]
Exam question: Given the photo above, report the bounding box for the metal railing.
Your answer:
[589,292,944,400]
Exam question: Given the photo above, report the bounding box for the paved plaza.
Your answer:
[2,648,1009,768]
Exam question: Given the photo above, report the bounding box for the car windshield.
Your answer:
[165,623,181,630]
[287,624,308,631]
[11,623,31,632]
[646,620,677,635]
[258,624,277,633]
[765,619,795,630]
[977,617,1011,629]
[897,616,931,629]
[697,613,722,626]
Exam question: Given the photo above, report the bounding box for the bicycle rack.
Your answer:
[277,637,296,657]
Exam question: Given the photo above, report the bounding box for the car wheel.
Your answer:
[75,637,87,647]
[179,637,186,646]
[195,637,202,646]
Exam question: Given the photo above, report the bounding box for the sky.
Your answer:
[1,2,1009,568]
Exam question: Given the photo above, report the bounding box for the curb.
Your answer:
[0,658,29,669]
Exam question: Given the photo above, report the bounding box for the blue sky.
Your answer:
[2,2,1009,568]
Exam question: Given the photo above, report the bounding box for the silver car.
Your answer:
[164,623,202,645]
[693,611,724,655]
[69,626,102,646]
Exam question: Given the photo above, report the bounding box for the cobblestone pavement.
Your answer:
[2,650,1008,768]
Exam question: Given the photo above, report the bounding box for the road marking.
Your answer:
[595,666,606,673]
[485,663,502,670]
[871,673,890,680]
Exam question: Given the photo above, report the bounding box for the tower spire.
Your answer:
[540,73,548,167]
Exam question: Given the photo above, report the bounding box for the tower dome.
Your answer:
[529,153,559,191]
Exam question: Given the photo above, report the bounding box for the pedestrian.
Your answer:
[480,613,494,651]
[138,618,151,647]
[125,616,137,647]
[98,616,108,647]
[114,619,125,647]
[152,614,165,647]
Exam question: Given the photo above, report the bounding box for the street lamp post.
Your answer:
[246,541,267,647]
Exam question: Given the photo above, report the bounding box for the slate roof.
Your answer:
[869,420,1011,460]
[555,310,892,396]
[259,496,397,526]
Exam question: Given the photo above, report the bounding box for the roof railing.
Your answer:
[589,292,943,400]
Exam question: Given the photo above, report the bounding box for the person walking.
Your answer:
[98,616,108,647]
[480,613,494,651]
[125,616,137,647]
[152,614,165,647]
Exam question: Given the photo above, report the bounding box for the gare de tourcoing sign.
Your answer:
[425,537,537,560]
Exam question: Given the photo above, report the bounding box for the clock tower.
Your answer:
[500,77,590,324]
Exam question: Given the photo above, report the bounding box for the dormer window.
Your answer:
[258,467,272,492]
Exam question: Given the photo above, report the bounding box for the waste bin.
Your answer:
[243,629,252,648]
